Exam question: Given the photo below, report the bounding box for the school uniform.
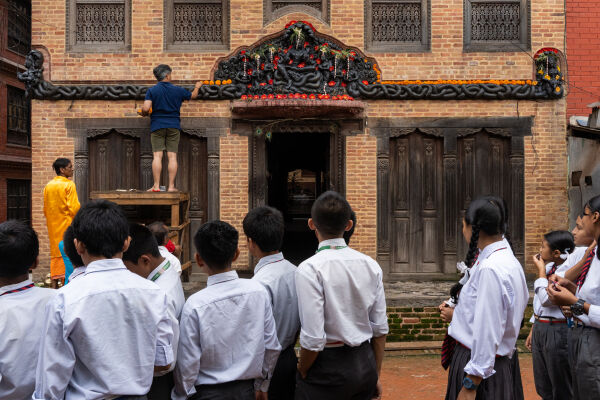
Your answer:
[294,238,389,400]
[569,245,600,399]
[446,241,528,400]
[252,252,301,400]
[68,266,86,281]
[33,258,175,400]
[147,258,185,400]
[172,270,281,400]
[159,245,183,275]
[529,257,576,400]
[0,281,55,400]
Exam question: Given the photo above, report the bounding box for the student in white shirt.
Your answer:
[244,206,301,400]
[33,200,175,400]
[148,221,182,275]
[548,194,600,400]
[446,197,528,400]
[172,220,281,400]
[0,220,55,400]
[123,223,185,400]
[525,230,575,400]
[295,191,388,400]
[61,226,86,282]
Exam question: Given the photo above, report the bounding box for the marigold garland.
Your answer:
[377,79,537,86]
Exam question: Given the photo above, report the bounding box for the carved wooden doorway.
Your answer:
[250,125,345,265]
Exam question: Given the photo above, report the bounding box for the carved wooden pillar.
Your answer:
[376,136,391,278]
[139,130,153,190]
[250,132,267,208]
[442,129,458,273]
[207,137,220,221]
[74,133,89,204]
[510,135,525,259]
[329,125,346,195]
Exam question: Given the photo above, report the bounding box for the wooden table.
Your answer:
[90,191,192,278]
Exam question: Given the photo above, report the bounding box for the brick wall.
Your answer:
[29,0,568,278]
[566,0,600,117]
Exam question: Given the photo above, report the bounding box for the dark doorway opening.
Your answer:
[267,132,330,265]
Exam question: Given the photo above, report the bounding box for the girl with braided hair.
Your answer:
[445,197,528,400]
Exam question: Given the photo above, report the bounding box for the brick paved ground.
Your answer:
[380,352,536,400]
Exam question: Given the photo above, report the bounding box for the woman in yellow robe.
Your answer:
[43,158,80,284]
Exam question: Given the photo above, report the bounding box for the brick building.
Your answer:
[24,0,567,283]
[0,0,31,223]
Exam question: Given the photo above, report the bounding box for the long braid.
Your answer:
[465,224,480,268]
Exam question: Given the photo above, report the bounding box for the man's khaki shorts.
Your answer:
[151,128,180,153]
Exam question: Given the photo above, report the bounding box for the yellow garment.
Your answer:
[50,257,66,280]
[43,176,80,277]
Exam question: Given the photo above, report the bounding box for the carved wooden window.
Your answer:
[464,0,530,52]
[7,86,31,147]
[7,179,31,224]
[67,0,131,52]
[165,0,230,51]
[365,0,430,52]
[264,0,329,25]
[7,0,31,56]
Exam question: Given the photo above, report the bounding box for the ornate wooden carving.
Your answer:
[165,0,229,50]
[264,0,328,25]
[76,3,125,43]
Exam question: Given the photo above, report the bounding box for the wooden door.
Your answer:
[390,132,443,274]
[89,130,140,191]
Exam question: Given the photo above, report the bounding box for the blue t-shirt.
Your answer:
[145,81,192,132]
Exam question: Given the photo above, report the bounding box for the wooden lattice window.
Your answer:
[264,0,329,25]
[365,0,430,52]
[165,0,230,51]
[7,0,31,56]
[67,0,131,52]
[7,179,31,224]
[464,0,530,52]
[7,86,31,147]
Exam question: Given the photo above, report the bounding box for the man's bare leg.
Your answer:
[167,151,178,191]
[148,151,163,191]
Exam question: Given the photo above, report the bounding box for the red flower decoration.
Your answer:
[323,94,330,99]
[328,81,336,86]
[260,63,265,70]
[329,66,334,71]
[314,45,319,51]
[274,56,280,61]
[288,45,292,50]
[247,69,253,75]
[304,41,309,48]
[259,82,266,86]
[247,84,252,88]
[318,94,324,99]
[288,60,293,65]
[240,50,246,55]
[268,94,274,99]
[261,94,268,99]
[253,95,260,100]
[301,94,307,99]
[309,94,316,99]
[309,54,314,59]
[241,95,247,100]
[316,59,321,64]
[268,79,273,85]
[297,63,305,68]
[341,82,347,87]
[285,20,297,28]
[342,69,347,74]
[362,80,369,85]
[294,93,301,99]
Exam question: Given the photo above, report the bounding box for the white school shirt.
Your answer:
[448,240,528,379]
[172,270,281,400]
[530,247,588,322]
[0,281,55,400]
[149,258,185,375]
[68,266,86,281]
[576,245,600,328]
[159,245,182,275]
[295,238,389,352]
[252,253,301,349]
[33,258,175,400]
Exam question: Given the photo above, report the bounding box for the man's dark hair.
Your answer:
[153,64,172,81]
[148,221,169,246]
[311,191,352,237]
[243,206,284,253]
[123,223,161,264]
[0,220,39,277]
[63,226,83,268]
[194,220,238,271]
[71,200,129,258]
[343,210,357,245]
[52,158,71,175]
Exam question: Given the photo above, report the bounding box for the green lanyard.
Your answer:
[150,261,171,282]
[316,245,348,253]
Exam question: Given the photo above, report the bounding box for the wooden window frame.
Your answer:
[7,179,32,224]
[263,0,329,26]
[6,0,31,57]
[6,85,31,148]
[66,0,131,53]
[463,0,530,53]
[365,0,430,53]
[164,0,230,52]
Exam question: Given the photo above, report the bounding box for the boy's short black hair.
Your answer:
[52,158,71,175]
[243,206,284,253]
[123,223,161,263]
[63,226,83,268]
[71,200,129,258]
[343,209,356,245]
[194,220,238,271]
[153,64,172,81]
[0,220,39,277]
[148,221,169,246]
[311,191,352,237]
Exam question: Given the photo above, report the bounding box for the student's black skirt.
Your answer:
[445,344,523,400]
[295,341,378,400]
[192,379,254,400]
[531,320,572,400]
[269,344,297,400]
[568,324,600,400]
